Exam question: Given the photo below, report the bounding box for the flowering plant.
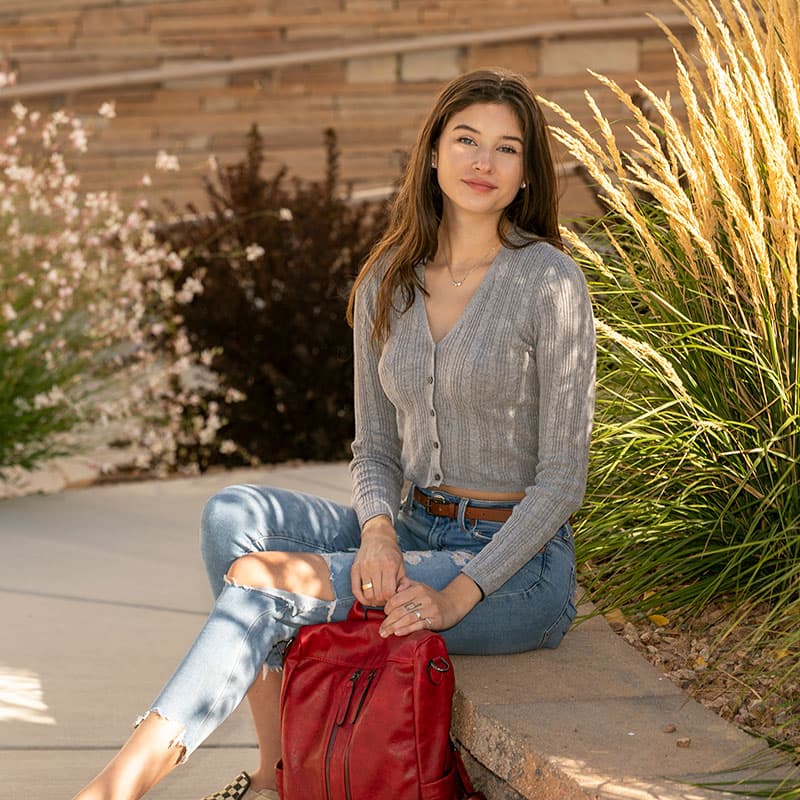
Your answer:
[0,101,232,473]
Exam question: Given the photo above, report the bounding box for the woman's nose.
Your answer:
[472,147,494,171]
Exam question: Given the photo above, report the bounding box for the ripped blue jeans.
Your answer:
[141,483,576,759]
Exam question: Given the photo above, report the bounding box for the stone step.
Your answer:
[452,601,792,799]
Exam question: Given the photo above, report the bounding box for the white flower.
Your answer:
[219,440,237,455]
[200,349,215,367]
[69,126,88,153]
[155,150,180,171]
[140,173,152,187]
[11,102,26,120]
[98,101,116,119]
[33,386,66,409]
[174,330,192,356]
[166,252,183,271]
[278,207,293,222]
[2,303,16,321]
[245,243,265,261]
[175,276,203,304]
[225,387,246,403]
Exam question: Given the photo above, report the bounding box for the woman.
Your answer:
[73,67,595,800]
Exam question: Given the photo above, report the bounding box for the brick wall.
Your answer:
[0,0,694,218]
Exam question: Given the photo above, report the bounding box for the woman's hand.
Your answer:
[379,574,483,637]
[351,516,406,606]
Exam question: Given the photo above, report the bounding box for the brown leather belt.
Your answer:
[412,487,515,523]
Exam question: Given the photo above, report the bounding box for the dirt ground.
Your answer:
[604,602,799,756]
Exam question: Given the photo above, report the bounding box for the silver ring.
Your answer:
[423,617,433,628]
[361,582,373,591]
[404,601,421,612]
[414,610,422,620]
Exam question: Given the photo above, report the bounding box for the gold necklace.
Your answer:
[443,242,501,287]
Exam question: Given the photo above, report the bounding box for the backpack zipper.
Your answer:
[325,670,361,800]
[343,670,377,800]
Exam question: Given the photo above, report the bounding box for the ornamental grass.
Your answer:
[543,0,799,791]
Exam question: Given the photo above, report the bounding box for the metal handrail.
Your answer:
[1,12,690,101]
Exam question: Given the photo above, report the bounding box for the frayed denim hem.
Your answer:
[133,708,189,764]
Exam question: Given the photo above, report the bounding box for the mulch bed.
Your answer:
[604,601,799,755]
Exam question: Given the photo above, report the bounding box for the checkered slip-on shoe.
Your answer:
[201,771,279,800]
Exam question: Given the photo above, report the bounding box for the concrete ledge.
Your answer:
[451,600,787,799]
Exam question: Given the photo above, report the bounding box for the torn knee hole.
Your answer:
[225,553,273,589]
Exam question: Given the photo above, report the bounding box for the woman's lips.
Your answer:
[462,179,497,192]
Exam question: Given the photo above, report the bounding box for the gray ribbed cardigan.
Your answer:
[350,240,596,596]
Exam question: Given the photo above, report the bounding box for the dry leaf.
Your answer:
[604,608,627,629]
[648,613,670,627]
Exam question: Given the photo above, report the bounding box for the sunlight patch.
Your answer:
[0,666,56,725]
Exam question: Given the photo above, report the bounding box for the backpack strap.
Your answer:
[347,600,385,623]
[452,745,487,800]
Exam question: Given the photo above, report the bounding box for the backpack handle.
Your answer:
[347,600,384,623]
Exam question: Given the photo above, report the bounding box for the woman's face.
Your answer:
[433,102,525,224]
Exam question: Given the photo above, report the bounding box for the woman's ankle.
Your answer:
[247,768,277,791]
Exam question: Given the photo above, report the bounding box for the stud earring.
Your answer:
[521,181,527,189]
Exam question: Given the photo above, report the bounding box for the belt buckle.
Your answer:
[425,493,447,514]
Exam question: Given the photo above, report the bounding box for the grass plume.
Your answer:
[544,0,800,789]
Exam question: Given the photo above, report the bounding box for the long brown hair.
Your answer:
[346,68,562,346]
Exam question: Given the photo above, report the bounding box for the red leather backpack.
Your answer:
[276,602,486,800]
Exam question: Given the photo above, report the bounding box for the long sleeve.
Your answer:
[461,254,596,595]
[349,275,404,529]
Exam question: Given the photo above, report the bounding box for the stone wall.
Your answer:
[0,0,694,218]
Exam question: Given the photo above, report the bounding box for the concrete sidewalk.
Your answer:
[0,463,789,799]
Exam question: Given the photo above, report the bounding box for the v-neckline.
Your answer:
[417,247,503,347]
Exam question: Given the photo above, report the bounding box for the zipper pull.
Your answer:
[350,670,376,724]
[336,669,361,726]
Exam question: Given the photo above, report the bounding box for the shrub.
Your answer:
[156,126,391,469]
[0,101,217,474]
[544,0,799,788]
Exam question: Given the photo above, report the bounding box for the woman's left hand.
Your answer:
[379,575,480,637]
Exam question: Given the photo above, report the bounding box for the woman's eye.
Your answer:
[498,145,518,154]
[457,136,476,145]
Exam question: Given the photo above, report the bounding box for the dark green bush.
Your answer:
[157,126,391,469]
